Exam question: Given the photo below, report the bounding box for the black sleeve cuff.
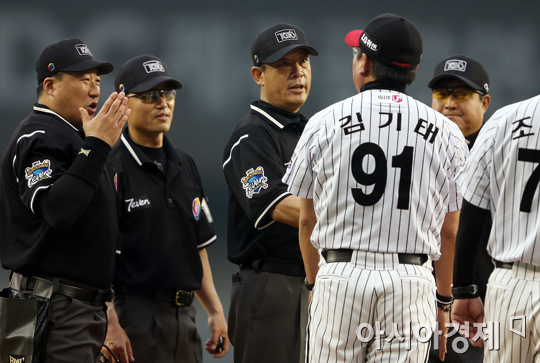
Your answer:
[65,136,111,189]
[453,200,491,287]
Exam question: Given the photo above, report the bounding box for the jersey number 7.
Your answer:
[518,148,540,213]
[351,142,413,210]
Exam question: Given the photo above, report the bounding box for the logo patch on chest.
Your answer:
[24,159,53,188]
[241,166,269,198]
[125,196,151,212]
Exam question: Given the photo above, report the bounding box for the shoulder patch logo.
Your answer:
[192,197,201,220]
[241,166,269,198]
[25,159,53,188]
[79,148,91,156]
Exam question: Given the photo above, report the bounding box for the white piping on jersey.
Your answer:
[250,105,285,129]
[254,192,291,230]
[15,131,47,182]
[121,134,143,166]
[12,156,18,182]
[33,106,79,131]
[198,235,217,249]
[30,185,51,214]
[201,198,213,223]
[257,220,275,230]
[223,134,249,168]
[17,130,46,144]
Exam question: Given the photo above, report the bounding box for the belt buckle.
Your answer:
[175,290,193,307]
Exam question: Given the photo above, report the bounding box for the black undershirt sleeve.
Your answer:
[453,199,491,287]
[34,137,111,230]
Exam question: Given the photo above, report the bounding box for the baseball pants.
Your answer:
[228,269,309,363]
[307,250,437,363]
[483,262,540,363]
[114,293,202,363]
[45,294,107,363]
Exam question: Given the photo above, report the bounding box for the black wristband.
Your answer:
[451,284,479,299]
[304,277,315,291]
[435,292,453,304]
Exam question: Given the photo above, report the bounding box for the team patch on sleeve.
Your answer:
[25,159,53,188]
[241,166,269,198]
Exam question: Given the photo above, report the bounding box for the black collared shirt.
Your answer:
[0,103,118,289]
[109,127,216,290]
[223,100,308,264]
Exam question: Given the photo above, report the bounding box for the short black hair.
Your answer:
[36,72,64,98]
[356,50,416,85]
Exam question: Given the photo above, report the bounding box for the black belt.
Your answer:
[116,285,194,307]
[323,249,428,266]
[493,260,513,269]
[240,258,305,277]
[15,274,113,305]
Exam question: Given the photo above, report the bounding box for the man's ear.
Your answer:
[481,94,491,113]
[359,53,371,76]
[251,66,264,86]
[42,77,57,96]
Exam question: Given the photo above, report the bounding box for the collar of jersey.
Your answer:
[33,103,80,132]
[250,100,307,130]
[120,126,182,167]
[360,80,407,93]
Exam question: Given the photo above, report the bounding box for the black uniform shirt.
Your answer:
[223,100,308,264]
[0,104,118,289]
[109,127,216,290]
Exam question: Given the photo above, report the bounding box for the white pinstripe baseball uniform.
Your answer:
[461,94,540,362]
[283,85,468,362]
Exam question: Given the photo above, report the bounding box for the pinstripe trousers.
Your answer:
[306,250,436,363]
[484,262,540,363]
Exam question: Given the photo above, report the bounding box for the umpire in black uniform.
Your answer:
[0,38,130,362]
[222,24,317,363]
[428,55,492,363]
[103,55,229,363]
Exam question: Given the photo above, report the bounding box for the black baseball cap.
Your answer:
[345,13,423,71]
[114,55,182,93]
[428,55,490,94]
[251,23,318,66]
[35,38,113,84]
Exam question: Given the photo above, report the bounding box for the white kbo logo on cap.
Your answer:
[275,29,298,43]
[444,59,467,72]
[75,44,92,56]
[143,60,165,73]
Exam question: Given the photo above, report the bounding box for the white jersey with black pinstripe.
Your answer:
[283,88,468,260]
[462,94,540,267]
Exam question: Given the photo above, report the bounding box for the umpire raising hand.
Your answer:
[0,38,129,362]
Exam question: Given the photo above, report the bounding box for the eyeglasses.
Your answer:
[126,90,176,103]
[352,47,361,57]
[432,87,484,103]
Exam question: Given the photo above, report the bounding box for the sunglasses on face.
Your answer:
[126,89,176,103]
[432,87,484,103]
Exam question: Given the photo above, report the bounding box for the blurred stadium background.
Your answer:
[1,1,539,361]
